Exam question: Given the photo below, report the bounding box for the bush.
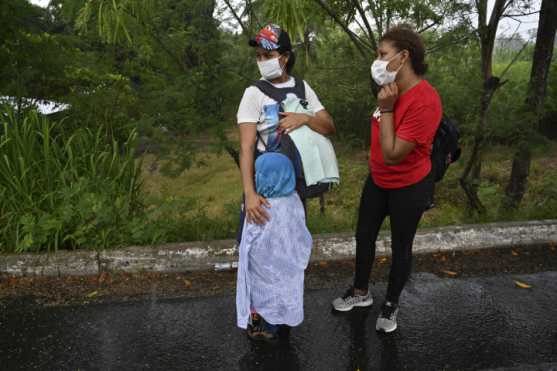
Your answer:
[0,107,147,253]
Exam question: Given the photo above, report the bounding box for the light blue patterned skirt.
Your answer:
[236,193,313,329]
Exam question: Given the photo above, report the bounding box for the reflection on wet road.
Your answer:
[1,271,556,370]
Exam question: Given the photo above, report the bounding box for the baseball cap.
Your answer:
[249,24,292,52]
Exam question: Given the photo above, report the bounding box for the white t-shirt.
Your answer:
[236,77,325,151]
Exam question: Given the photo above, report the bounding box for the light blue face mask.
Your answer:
[255,153,296,198]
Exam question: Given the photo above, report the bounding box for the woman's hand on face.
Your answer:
[279,112,308,134]
[245,192,271,225]
[378,82,399,111]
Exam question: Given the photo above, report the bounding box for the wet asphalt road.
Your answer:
[1,271,556,371]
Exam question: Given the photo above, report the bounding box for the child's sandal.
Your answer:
[247,317,279,344]
[246,312,261,336]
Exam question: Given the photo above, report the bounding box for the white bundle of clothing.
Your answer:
[236,194,313,329]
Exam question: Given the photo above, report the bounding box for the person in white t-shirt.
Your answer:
[237,23,336,227]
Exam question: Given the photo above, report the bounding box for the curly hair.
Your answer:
[380,25,428,75]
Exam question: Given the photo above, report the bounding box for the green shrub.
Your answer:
[0,107,145,253]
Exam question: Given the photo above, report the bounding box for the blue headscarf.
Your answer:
[255,153,296,198]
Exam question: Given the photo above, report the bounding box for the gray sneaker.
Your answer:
[332,287,373,312]
[376,301,399,333]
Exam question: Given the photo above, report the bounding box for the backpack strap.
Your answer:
[253,77,306,103]
[256,130,268,152]
[252,77,307,153]
[293,77,306,100]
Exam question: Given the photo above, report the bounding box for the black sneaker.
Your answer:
[332,286,373,312]
[376,301,399,333]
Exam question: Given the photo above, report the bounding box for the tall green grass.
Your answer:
[2,107,555,252]
[0,108,146,253]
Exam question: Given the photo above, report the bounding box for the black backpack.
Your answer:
[430,116,461,182]
[253,78,333,199]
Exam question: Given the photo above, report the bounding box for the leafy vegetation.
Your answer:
[0,0,555,252]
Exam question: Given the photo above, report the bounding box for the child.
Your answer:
[236,152,313,342]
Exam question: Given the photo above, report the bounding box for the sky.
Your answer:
[29,0,541,39]
[30,0,48,7]
[487,0,541,40]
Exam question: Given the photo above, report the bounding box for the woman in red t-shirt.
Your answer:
[332,26,442,333]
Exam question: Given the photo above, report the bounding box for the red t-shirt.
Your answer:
[370,80,442,189]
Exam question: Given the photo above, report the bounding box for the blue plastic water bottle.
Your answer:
[263,103,281,151]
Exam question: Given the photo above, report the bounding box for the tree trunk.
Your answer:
[459,0,507,212]
[504,141,530,209]
[504,0,557,209]
[460,76,501,212]
[459,120,486,213]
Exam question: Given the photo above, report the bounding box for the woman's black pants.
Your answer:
[354,172,434,304]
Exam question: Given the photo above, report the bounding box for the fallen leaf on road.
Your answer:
[98,272,108,283]
[511,250,519,256]
[86,290,98,298]
[434,253,448,262]
[183,279,192,289]
[378,257,388,264]
[441,270,458,277]
[514,280,532,289]
[319,261,329,268]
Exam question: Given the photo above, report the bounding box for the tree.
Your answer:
[504,0,557,209]
[458,0,535,212]
[220,0,471,60]
[68,0,229,173]
[72,0,225,135]
[0,0,70,112]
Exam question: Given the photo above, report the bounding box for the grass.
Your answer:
[142,152,242,216]
[140,137,557,243]
[0,109,144,253]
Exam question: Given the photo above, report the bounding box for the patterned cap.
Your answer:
[249,24,292,52]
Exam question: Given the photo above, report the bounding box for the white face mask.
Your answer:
[257,56,284,80]
[371,52,403,86]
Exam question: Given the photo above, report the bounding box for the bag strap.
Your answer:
[253,77,306,152]
[256,130,268,151]
[253,77,306,103]
[293,77,306,100]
